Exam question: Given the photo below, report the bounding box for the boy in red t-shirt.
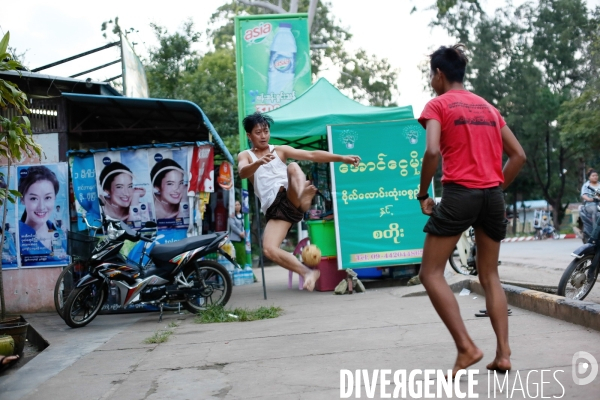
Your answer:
[416,44,526,377]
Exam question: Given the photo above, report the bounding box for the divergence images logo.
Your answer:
[244,23,272,44]
[572,351,598,386]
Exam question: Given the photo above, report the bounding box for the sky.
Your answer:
[2,0,600,117]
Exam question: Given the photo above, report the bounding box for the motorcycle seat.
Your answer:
[150,233,221,262]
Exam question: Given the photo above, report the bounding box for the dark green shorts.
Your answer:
[424,183,508,242]
[265,189,304,224]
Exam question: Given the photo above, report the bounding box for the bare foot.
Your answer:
[299,182,318,212]
[486,356,512,372]
[447,346,484,379]
[302,268,321,291]
[0,354,19,372]
[1,355,19,365]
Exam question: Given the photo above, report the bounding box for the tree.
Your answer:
[0,32,43,320]
[427,0,592,228]
[208,0,399,106]
[558,7,600,177]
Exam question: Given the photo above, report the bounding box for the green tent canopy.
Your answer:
[265,78,414,149]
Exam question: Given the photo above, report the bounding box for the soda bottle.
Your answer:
[267,23,296,96]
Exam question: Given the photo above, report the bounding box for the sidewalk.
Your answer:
[1,266,599,399]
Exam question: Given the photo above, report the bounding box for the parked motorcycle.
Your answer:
[449,228,478,276]
[62,216,234,328]
[557,186,600,300]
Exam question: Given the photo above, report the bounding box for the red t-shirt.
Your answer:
[418,90,505,189]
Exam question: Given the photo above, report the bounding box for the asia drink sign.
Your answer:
[327,120,433,270]
[235,14,311,115]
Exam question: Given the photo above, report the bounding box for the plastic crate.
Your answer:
[314,256,347,292]
[306,220,337,256]
[355,267,383,279]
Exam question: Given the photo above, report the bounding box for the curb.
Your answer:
[499,280,557,294]
[401,276,600,331]
[470,280,600,331]
[501,233,577,242]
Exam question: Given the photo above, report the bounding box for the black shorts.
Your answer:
[424,183,508,242]
[265,189,304,224]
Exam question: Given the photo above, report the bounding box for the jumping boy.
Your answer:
[238,112,360,291]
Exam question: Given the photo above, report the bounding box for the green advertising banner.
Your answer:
[327,120,434,270]
[235,14,312,116]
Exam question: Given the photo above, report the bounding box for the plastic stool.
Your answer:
[289,238,310,290]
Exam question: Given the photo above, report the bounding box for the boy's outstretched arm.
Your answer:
[277,145,360,166]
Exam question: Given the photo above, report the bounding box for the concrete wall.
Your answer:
[3,267,61,313]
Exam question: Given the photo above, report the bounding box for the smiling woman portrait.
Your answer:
[18,165,60,251]
[150,158,188,220]
[98,161,146,223]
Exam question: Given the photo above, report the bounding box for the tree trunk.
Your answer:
[0,161,10,320]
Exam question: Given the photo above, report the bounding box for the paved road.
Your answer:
[4,268,600,400]
[495,238,600,304]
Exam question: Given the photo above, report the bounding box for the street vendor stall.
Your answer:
[265,78,433,286]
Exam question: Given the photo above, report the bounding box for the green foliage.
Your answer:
[194,304,283,323]
[428,0,593,226]
[0,31,42,209]
[143,329,174,344]
[558,7,600,161]
[207,0,398,106]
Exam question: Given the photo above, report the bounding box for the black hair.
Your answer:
[242,112,274,133]
[429,44,469,83]
[587,168,598,179]
[150,158,184,188]
[18,165,60,222]
[99,162,132,191]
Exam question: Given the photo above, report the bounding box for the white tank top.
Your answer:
[247,145,288,214]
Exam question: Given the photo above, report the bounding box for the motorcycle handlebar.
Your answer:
[139,234,154,243]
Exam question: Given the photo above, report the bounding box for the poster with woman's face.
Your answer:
[0,167,18,269]
[147,148,190,229]
[17,163,70,268]
[93,150,154,230]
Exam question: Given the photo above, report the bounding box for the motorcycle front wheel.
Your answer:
[557,255,598,301]
[448,248,478,276]
[183,260,232,314]
[64,281,106,328]
[449,248,470,275]
[54,260,89,319]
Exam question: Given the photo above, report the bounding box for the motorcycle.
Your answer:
[579,199,598,244]
[449,228,478,276]
[557,186,600,300]
[62,215,235,328]
[533,211,559,240]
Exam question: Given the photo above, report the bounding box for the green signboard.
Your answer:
[327,120,434,270]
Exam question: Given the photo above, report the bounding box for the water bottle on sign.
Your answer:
[267,23,297,96]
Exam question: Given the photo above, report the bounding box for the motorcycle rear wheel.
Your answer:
[183,260,232,314]
[557,255,598,301]
[64,282,106,328]
[54,260,89,319]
